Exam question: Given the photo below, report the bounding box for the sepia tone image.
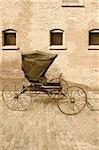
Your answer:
[0,0,99,149]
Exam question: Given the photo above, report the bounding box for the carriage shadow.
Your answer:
[27,95,58,111]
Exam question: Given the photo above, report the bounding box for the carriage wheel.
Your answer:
[48,78,68,100]
[57,86,87,115]
[2,82,32,111]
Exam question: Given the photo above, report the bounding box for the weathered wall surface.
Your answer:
[0,0,99,89]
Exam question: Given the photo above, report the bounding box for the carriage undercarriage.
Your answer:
[2,78,87,115]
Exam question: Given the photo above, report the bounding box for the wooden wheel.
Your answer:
[2,82,32,111]
[57,86,87,115]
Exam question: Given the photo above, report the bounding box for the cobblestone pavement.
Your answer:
[0,80,99,150]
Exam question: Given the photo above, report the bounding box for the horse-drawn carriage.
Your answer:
[2,51,88,115]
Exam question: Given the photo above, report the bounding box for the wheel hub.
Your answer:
[14,93,19,99]
[14,95,18,99]
[70,98,75,103]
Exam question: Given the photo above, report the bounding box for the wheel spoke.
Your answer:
[72,104,75,112]
[16,99,20,111]
[57,86,87,115]
[58,99,69,104]
[74,103,81,111]
[11,98,17,109]
[74,97,86,105]
[18,100,25,109]
[2,82,31,111]
[7,97,15,106]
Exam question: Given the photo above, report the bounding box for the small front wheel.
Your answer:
[57,86,87,115]
[2,82,32,111]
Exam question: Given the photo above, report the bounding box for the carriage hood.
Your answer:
[21,50,57,60]
[21,50,57,81]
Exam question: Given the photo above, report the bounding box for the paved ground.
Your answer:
[0,78,99,150]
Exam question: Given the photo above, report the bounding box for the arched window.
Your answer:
[49,29,66,50]
[89,29,99,45]
[2,29,18,50]
[3,29,16,46]
[50,29,64,46]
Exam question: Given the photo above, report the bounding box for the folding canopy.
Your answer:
[21,50,57,81]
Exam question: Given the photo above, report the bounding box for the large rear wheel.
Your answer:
[2,82,32,111]
[57,86,87,115]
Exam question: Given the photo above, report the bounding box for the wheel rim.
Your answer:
[57,86,87,115]
[2,82,31,111]
[48,78,68,100]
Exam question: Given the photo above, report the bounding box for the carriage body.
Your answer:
[2,51,87,115]
[21,51,63,98]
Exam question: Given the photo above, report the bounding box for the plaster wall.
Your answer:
[0,0,99,89]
